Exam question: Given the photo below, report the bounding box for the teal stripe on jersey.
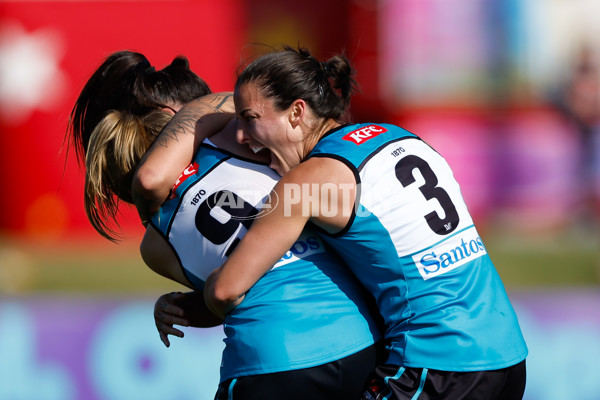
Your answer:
[151,144,231,235]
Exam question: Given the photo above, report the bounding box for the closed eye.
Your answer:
[239,110,257,123]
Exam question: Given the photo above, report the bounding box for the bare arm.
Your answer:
[141,226,223,345]
[203,157,357,318]
[132,92,235,223]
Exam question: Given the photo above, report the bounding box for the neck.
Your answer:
[303,118,340,157]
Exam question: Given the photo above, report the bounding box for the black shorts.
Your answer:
[215,343,383,400]
[360,359,526,400]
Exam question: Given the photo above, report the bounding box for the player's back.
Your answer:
[309,123,528,371]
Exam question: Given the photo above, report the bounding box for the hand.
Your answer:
[154,292,190,347]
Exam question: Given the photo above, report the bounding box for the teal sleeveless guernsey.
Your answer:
[151,142,381,381]
[308,123,527,371]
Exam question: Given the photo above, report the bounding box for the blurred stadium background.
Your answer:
[0,0,599,399]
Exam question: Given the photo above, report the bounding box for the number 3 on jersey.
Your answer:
[395,155,459,235]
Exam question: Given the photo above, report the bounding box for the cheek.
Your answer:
[251,122,274,143]
[242,121,259,139]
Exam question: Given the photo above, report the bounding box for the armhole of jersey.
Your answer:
[160,200,183,239]
[163,237,198,289]
[148,162,226,290]
[308,153,360,238]
[143,223,196,289]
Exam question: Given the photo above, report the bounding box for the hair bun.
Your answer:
[168,56,190,70]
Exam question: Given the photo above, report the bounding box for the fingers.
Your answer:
[159,330,171,348]
[157,322,185,347]
[154,292,190,347]
[157,322,185,338]
[155,308,189,327]
[154,292,189,325]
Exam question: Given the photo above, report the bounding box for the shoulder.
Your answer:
[280,157,356,187]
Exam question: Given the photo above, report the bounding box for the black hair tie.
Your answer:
[136,59,152,71]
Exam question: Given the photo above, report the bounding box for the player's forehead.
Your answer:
[235,82,276,116]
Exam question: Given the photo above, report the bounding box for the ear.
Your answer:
[288,99,306,128]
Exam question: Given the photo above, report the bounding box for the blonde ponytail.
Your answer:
[84,109,171,241]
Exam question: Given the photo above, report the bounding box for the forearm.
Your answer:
[203,159,353,319]
[178,291,223,327]
[203,233,283,319]
[132,92,234,222]
[204,268,246,320]
[203,192,309,319]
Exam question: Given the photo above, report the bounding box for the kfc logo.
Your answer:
[342,125,388,144]
[169,162,199,199]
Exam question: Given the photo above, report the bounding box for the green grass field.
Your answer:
[0,226,598,295]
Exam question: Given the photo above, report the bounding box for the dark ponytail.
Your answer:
[68,51,211,165]
[235,45,357,122]
[66,50,211,240]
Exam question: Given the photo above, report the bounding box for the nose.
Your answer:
[236,124,250,144]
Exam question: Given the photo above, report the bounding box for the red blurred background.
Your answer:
[0,0,380,242]
[1,0,599,243]
[0,0,248,240]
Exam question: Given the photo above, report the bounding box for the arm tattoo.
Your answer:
[213,93,232,110]
[154,93,233,148]
[154,107,198,148]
